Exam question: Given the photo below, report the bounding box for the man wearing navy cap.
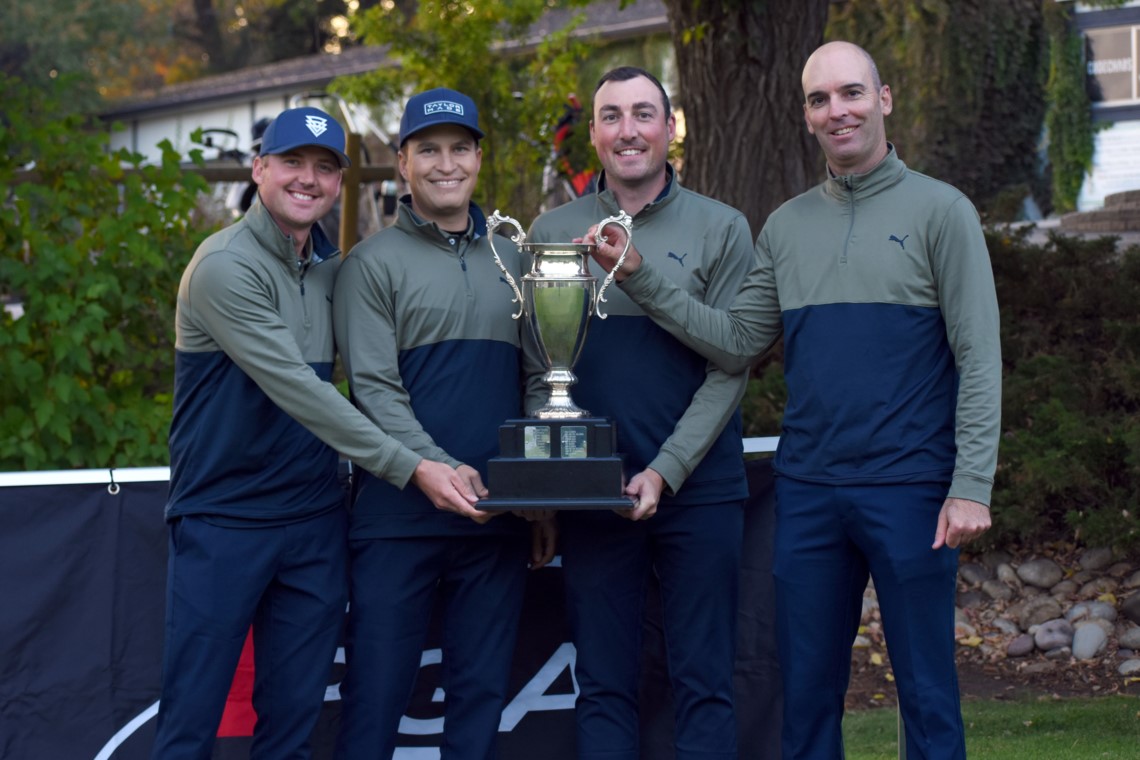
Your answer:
[332,87,554,759]
[152,106,484,759]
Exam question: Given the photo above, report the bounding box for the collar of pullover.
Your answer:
[595,163,679,221]
[823,144,908,203]
[245,198,338,266]
[396,196,489,241]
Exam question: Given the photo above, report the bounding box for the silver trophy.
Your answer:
[485,210,633,419]
[480,209,634,510]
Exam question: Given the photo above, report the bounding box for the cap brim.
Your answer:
[399,123,484,148]
[264,141,351,168]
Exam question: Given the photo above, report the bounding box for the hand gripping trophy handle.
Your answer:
[593,211,634,319]
[485,210,526,320]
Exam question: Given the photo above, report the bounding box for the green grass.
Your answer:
[843,696,1140,759]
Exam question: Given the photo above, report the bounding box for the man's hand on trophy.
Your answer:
[528,517,558,570]
[616,468,663,521]
[411,459,493,524]
[584,223,642,281]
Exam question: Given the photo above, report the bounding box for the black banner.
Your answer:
[0,461,779,759]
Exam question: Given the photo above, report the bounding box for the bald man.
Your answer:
[589,42,1001,760]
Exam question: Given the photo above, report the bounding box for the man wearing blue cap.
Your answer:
[152,105,485,760]
[332,87,554,759]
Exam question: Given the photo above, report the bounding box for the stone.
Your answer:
[852,635,872,649]
[1070,569,1095,585]
[1119,626,1140,650]
[1049,579,1079,599]
[1018,558,1064,588]
[1007,633,1035,657]
[957,590,987,609]
[1078,577,1119,598]
[992,617,1021,636]
[1072,623,1108,660]
[1020,596,1064,628]
[958,562,992,585]
[1122,593,1140,625]
[1044,646,1072,660]
[1086,618,1115,637]
[955,621,977,640]
[1034,618,1075,651]
[1124,570,1140,590]
[1117,659,1140,676]
[1023,660,1057,675]
[861,595,879,624]
[981,550,1013,570]
[982,579,1014,601]
[1066,600,1118,624]
[1078,547,1114,571]
[996,563,1022,588]
[1106,562,1133,579]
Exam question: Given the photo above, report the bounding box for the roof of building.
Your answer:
[101,0,669,121]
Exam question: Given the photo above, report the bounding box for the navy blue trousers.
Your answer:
[560,501,744,760]
[335,533,529,760]
[150,508,348,760]
[773,479,964,760]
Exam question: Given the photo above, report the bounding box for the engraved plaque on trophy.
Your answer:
[478,210,635,511]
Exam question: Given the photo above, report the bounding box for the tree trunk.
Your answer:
[663,0,831,236]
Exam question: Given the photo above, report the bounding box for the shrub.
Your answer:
[0,75,215,470]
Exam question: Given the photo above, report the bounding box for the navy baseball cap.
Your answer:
[399,88,484,147]
[259,107,351,167]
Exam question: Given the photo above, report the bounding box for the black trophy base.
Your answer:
[480,417,632,511]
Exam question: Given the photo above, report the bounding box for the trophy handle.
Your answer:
[486,210,526,320]
[593,210,633,320]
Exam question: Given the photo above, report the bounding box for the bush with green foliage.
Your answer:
[989,229,1140,552]
[0,75,214,471]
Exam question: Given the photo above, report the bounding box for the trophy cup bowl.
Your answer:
[479,209,635,510]
[524,243,594,418]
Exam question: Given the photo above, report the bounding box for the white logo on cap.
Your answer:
[305,115,329,137]
[424,101,464,116]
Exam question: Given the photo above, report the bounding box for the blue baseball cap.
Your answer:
[399,88,484,147]
[259,107,351,167]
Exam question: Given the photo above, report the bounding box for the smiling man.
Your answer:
[331,88,553,759]
[527,66,755,760]
[588,43,1001,760]
[154,106,481,760]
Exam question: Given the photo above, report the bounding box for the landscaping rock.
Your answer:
[1033,618,1074,651]
[1049,579,1078,599]
[1117,659,1140,676]
[1007,633,1035,657]
[1079,547,1114,571]
[1018,558,1064,588]
[1119,626,1140,650]
[982,579,1014,601]
[1017,596,1064,629]
[958,563,992,585]
[957,589,986,609]
[1072,623,1108,660]
[1122,593,1140,625]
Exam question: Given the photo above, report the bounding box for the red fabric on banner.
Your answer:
[217,627,257,737]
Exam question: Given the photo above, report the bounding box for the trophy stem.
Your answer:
[533,369,590,419]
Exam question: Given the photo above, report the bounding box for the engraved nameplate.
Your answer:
[524,425,551,459]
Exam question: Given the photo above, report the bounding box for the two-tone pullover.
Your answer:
[527,168,753,505]
[621,148,1001,505]
[333,200,542,538]
[168,199,422,521]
